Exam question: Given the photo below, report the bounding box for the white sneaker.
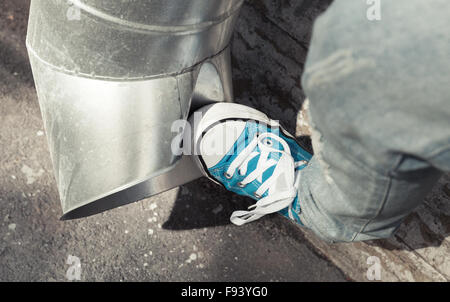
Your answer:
[186,103,312,226]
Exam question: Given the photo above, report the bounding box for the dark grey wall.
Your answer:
[232,0,333,133]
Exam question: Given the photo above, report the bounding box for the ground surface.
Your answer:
[0,0,347,282]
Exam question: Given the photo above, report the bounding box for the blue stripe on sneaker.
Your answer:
[206,120,311,225]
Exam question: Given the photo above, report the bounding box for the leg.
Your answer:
[298,0,450,242]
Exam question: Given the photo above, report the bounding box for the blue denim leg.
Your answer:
[297,0,450,242]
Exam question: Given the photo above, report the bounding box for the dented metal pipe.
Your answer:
[26,0,243,218]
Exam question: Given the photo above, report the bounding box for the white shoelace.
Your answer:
[227,132,306,226]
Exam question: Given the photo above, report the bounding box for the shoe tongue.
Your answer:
[267,155,295,195]
[273,171,289,191]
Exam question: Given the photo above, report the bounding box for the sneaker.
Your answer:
[186,103,312,226]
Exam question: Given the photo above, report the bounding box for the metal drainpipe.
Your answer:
[26,0,244,219]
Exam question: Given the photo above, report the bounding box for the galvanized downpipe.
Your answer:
[26,0,244,218]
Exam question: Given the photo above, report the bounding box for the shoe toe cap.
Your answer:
[199,121,246,168]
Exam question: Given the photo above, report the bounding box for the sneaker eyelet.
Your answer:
[253,192,262,199]
[296,160,308,168]
[263,138,273,147]
[224,172,233,179]
[237,182,246,188]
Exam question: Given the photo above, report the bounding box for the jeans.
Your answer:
[297,0,450,242]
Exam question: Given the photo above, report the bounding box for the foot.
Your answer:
[186,103,312,226]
